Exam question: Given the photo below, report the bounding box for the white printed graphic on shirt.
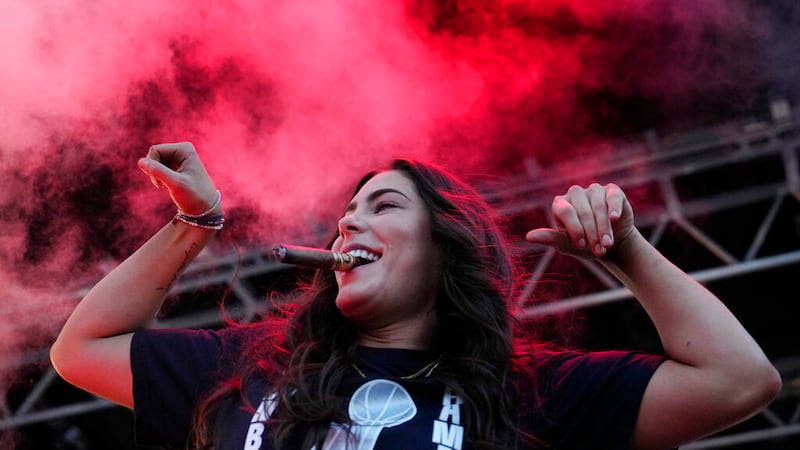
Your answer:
[245,380,425,450]
[244,392,278,450]
[431,387,463,449]
[320,379,418,450]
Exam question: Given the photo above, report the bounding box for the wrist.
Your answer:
[602,227,646,268]
[174,190,225,230]
[178,190,222,217]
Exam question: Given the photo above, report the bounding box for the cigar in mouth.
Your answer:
[272,244,372,271]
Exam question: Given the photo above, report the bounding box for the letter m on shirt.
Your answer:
[432,420,463,449]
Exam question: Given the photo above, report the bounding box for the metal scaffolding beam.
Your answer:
[3,115,799,449]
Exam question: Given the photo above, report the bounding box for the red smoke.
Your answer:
[0,0,794,430]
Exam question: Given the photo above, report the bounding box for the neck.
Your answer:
[356,312,437,351]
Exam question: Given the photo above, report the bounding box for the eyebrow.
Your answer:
[344,188,411,213]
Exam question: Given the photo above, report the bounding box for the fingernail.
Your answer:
[578,238,587,248]
[602,234,612,246]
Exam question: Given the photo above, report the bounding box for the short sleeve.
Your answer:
[526,350,666,449]
[131,327,247,448]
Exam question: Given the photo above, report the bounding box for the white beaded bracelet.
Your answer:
[173,190,224,230]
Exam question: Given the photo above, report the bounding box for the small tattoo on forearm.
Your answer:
[157,242,199,291]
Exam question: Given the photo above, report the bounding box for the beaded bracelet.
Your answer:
[173,212,225,230]
[173,190,225,230]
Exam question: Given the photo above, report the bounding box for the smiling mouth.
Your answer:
[345,249,381,264]
[273,244,376,271]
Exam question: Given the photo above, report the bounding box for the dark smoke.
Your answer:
[0,2,797,443]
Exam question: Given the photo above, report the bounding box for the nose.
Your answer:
[337,212,365,238]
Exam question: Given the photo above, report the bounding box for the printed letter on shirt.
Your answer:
[431,387,463,449]
[244,394,278,450]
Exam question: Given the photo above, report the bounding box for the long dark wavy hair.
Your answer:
[192,159,541,449]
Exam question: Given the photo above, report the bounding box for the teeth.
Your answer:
[346,249,380,261]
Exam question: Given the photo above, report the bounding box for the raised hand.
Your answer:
[137,141,220,215]
[525,183,634,259]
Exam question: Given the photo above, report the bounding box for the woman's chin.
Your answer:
[336,290,392,329]
[334,291,369,319]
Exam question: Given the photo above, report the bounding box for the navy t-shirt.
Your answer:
[131,327,664,449]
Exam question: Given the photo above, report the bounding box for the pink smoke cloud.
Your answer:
[0,3,794,443]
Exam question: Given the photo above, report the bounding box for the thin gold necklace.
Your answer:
[352,354,443,380]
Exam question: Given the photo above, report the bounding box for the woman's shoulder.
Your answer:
[513,344,666,391]
[133,320,277,366]
[134,321,265,347]
[532,348,665,377]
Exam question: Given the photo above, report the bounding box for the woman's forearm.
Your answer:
[50,142,224,407]
[527,183,780,447]
[601,229,775,380]
[50,219,218,407]
[55,220,216,342]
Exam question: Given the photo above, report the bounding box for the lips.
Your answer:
[346,248,380,262]
[341,244,382,265]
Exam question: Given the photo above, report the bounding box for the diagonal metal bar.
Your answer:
[673,216,739,265]
[520,249,800,318]
[0,398,116,430]
[13,369,58,417]
[745,191,787,261]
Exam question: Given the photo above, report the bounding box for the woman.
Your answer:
[50,141,781,449]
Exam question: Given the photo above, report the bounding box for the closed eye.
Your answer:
[374,201,398,213]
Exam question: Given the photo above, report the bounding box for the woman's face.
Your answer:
[331,170,443,331]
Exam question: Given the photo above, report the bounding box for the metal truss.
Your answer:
[502,117,800,448]
[2,114,799,448]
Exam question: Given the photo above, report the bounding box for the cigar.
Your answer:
[272,244,371,271]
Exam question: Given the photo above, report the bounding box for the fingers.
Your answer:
[605,183,626,221]
[144,142,195,171]
[588,184,614,253]
[137,158,169,189]
[547,183,624,257]
[525,228,560,246]
[137,142,219,215]
[138,142,199,189]
[551,188,589,249]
